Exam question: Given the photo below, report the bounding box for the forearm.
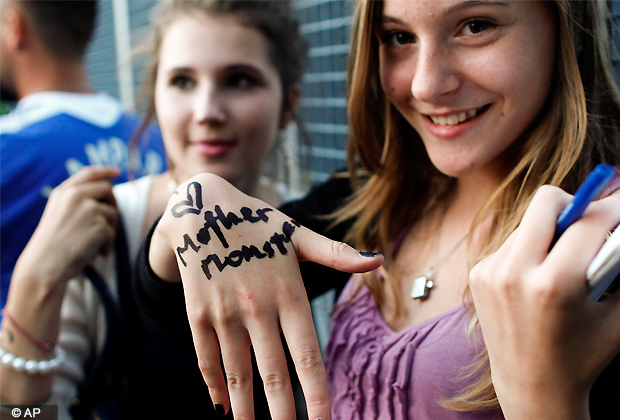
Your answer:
[0,259,68,404]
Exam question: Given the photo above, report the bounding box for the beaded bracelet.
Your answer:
[0,346,66,375]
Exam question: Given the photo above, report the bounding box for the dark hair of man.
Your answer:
[18,0,97,61]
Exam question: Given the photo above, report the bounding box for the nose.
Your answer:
[410,43,460,102]
[195,84,226,125]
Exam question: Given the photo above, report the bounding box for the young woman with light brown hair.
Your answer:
[0,0,314,418]
[143,0,620,419]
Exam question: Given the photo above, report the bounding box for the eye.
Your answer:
[461,19,494,36]
[381,30,415,46]
[227,73,258,89]
[170,75,196,90]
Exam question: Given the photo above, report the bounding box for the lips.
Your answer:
[420,104,492,140]
[190,139,238,158]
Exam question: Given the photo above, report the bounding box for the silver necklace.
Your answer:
[410,217,469,300]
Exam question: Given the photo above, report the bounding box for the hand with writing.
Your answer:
[469,187,620,420]
[150,173,384,420]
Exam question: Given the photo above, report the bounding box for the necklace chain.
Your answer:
[411,209,469,300]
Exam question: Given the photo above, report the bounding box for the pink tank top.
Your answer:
[325,276,504,420]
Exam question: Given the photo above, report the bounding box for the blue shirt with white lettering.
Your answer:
[0,92,166,312]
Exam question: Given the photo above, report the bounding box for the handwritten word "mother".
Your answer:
[175,204,275,268]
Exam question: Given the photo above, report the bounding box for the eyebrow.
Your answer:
[223,64,264,75]
[166,67,194,75]
[380,0,510,24]
[165,64,264,75]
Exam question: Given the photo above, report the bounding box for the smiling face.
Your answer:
[155,14,288,191]
[376,0,557,180]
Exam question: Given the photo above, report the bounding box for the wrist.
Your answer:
[495,379,590,420]
[12,253,70,295]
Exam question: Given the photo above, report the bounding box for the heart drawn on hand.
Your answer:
[171,182,203,218]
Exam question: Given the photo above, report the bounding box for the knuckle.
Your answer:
[331,241,349,257]
[590,196,620,223]
[468,261,484,289]
[531,280,562,307]
[212,303,239,327]
[329,241,351,267]
[278,284,304,311]
[305,394,331,412]
[534,184,563,201]
[226,372,251,391]
[295,348,323,373]
[187,304,212,327]
[263,373,288,393]
[493,263,520,296]
[237,290,264,320]
[197,357,221,381]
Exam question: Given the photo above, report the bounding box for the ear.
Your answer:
[2,5,29,51]
[278,85,301,130]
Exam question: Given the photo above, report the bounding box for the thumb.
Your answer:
[293,226,384,273]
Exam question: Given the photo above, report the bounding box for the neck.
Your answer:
[453,168,503,219]
[235,171,262,199]
[14,54,92,99]
[170,167,263,198]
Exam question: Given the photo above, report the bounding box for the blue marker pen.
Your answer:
[550,163,615,249]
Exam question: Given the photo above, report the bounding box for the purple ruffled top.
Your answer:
[325,276,504,420]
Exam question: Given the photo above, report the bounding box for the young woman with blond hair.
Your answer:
[144,0,620,419]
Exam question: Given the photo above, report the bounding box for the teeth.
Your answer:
[446,114,458,125]
[435,116,448,125]
[429,107,483,126]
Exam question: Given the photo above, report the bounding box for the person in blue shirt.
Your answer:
[0,0,166,313]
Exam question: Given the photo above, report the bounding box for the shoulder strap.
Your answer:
[71,220,130,420]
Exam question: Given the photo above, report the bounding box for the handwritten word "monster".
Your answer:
[200,219,301,280]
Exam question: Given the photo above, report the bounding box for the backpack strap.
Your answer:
[70,220,130,420]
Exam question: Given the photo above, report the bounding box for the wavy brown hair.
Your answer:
[335,0,620,411]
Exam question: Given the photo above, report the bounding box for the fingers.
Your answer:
[246,318,296,419]
[279,298,331,420]
[60,165,120,187]
[217,328,254,419]
[190,324,230,416]
[293,226,384,273]
[53,166,120,208]
[511,185,572,266]
[547,193,620,273]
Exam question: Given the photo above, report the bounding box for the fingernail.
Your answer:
[215,404,225,416]
[359,251,381,258]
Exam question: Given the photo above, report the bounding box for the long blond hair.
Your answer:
[336,0,620,411]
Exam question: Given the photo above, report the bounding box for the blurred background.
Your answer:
[4,0,620,192]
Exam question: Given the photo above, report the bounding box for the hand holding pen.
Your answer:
[550,163,614,249]
[470,165,620,420]
[546,163,620,300]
